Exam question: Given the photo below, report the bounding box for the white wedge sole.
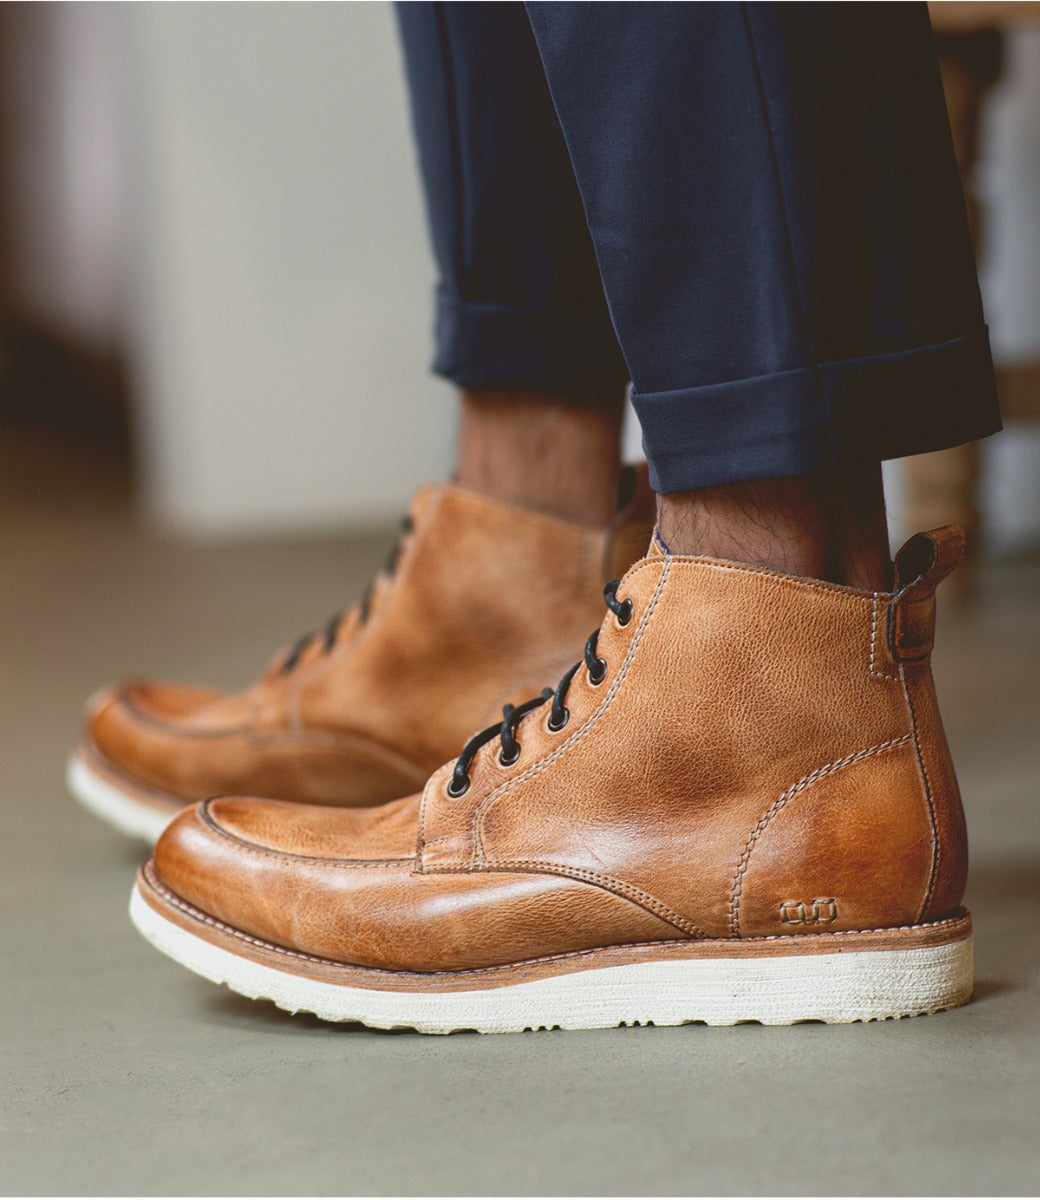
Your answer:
[130,874,973,1035]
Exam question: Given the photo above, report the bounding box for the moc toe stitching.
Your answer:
[140,862,702,977]
[198,797,415,867]
[117,684,255,737]
[196,801,419,868]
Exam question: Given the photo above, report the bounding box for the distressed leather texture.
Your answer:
[152,527,969,973]
[85,475,653,809]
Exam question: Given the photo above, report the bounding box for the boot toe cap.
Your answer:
[150,793,423,955]
[86,681,229,791]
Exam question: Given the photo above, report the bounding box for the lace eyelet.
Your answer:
[447,776,469,798]
[547,708,570,733]
[498,746,520,767]
[588,659,607,686]
[616,598,634,627]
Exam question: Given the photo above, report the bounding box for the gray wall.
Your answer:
[124,2,456,533]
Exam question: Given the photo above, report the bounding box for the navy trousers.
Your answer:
[395,2,1001,494]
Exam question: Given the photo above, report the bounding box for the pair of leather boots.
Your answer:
[69,470,973,1033]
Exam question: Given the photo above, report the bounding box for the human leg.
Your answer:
[395,1,627,524]
[524,2,999,583]
[656,462,891,589]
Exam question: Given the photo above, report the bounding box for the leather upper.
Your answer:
[87,477,653,807]
[152,527,969,972]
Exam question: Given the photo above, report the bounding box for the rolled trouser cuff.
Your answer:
[432,287,628,397]
[634,328,1002,494]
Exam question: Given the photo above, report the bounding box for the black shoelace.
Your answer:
[280,514,414,673]
[447,579,634,797]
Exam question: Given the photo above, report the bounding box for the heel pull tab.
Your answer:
[887,525,966,663]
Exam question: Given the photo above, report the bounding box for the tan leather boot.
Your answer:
[68,472,653,841]
[131,526,973,1031]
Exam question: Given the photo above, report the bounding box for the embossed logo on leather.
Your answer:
[779,898,838,925]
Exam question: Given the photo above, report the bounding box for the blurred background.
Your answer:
[0,2,1038,547]
[2,7,1039,1196]
[0,3,452,531]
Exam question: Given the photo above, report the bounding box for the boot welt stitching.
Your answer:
[141,868,969,978]
[727,734,914,937]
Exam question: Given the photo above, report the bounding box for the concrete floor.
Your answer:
[2,435,1039,1196]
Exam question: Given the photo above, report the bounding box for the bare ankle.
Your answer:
[657,478,829,578]
[655,463,891,589]
[457,389,624,526]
